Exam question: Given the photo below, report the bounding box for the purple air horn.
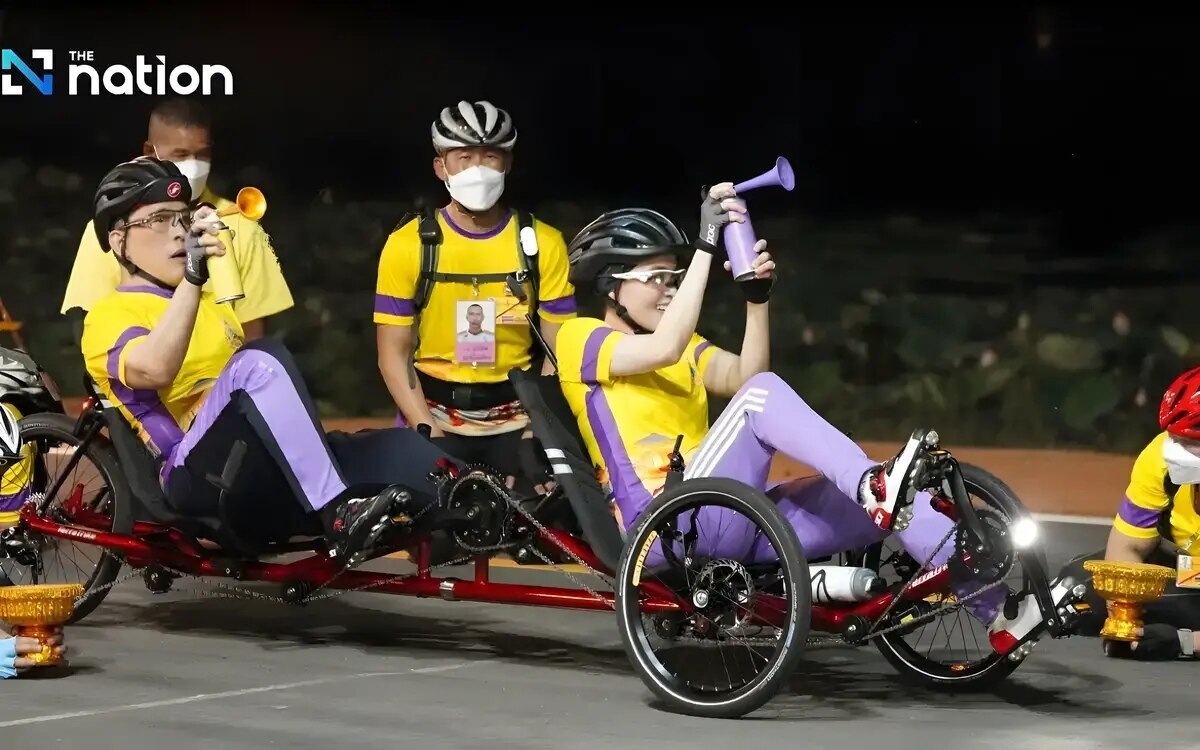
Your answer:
[723,156,795,281]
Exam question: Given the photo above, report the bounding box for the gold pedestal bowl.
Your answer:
[0,583,82,666]
[1082,560,1175,641]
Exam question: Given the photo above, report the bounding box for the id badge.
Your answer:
[454,299,497,365]
[1177,554,1200,589]
[496,293,529,326]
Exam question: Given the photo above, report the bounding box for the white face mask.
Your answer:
[174,158,211,201]
[445,165,505,212]
[1163,436,1200,485]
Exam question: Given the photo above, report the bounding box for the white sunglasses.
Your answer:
[610,268,685,286]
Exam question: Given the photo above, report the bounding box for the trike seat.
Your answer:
[82,376,306,558]
[508,368,626,573]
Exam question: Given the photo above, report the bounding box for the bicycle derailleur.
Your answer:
[0,525,43,576]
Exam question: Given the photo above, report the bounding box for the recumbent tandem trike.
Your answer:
[0,352,1083,719]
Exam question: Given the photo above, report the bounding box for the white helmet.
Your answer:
[431,100,517,153]
[0,403,19,469]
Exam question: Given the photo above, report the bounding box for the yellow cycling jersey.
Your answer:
[555,317,720,525]
[373,208,576,385]
[61,186,294,325]
[81,286,244,460]
[1114,430,1200,552]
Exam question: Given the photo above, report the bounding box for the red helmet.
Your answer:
[1159,366,1200,439]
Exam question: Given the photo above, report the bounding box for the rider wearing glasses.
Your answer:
[80,157,452,564]
[556,184,1077,659]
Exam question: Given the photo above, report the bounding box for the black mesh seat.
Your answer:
[508,368,625,572]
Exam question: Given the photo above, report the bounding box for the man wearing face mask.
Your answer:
[374,100,577,495]
[1057,365,1200,661]
[61,97,294,341]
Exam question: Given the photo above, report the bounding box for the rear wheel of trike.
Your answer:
[4,412,134,623]
[867,463,1040,690]
[614,477,810,719]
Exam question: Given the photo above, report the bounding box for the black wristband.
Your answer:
[740,276,774,304]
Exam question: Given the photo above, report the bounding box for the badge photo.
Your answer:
[455,299,497,365]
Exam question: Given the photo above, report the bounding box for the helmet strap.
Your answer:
[602,284,650,335]
[114,233,177,292]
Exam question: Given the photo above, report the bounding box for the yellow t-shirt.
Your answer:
[555,317,720,527]
[0,402,35,524]
[61,187,295,325]
[1113,430,1200,551]
[81,286,244,461]
[373,208,576,385]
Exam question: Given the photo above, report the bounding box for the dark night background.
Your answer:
[4,6,1197,245]
[1,5,1198,451]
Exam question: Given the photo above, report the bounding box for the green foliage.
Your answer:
[2,156,1196,455]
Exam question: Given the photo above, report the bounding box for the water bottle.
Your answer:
[809,565,886,603]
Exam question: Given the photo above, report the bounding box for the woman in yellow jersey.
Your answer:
[558,185,1077,659]
[1059,366,1200,660]
[82,157,455,563]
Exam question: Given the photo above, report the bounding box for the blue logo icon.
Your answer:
[1,49,53,95]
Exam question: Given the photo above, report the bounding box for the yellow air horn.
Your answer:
[207,187,267,304]
[216,186,267,221]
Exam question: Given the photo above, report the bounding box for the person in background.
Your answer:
[374,100,576,494]
[1057,366,1200,661]
[61,97,293,341]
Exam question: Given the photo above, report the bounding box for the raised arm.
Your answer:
[122,207,225,389]
[608,183,745,378]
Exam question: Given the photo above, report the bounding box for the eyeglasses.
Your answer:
[123,210,192,233]
[610,268,685,287]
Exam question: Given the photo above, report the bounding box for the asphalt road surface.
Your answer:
[2,520,1194,750]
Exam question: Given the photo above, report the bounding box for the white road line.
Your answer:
[1032,513,1112,526]
[0,660,495,728]
[411,659,497,674]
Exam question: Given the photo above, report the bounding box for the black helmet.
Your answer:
[567,208,690,290]
[92,156,191,251]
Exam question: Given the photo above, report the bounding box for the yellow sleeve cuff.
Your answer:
[538,308,577,324]
[593,331,619,383]
[374,312,414,327]
[1113,516,1161,540]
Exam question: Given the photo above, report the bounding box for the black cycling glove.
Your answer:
[695,187,731,255]
[183,231,209,287]
[518,433,552,489]
[740,274,775,305]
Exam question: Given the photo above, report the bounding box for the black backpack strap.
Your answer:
[514,209,540,319]
[412,205,443,316]
[1158,474,1181,542]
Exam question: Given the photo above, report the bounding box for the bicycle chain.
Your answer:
[64,469,616,611]
[59,478,1010,651]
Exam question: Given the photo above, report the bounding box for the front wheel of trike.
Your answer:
[867,463,1043,691]
[613,477,810,719]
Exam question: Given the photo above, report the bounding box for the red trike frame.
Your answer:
[18,479,962,634]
